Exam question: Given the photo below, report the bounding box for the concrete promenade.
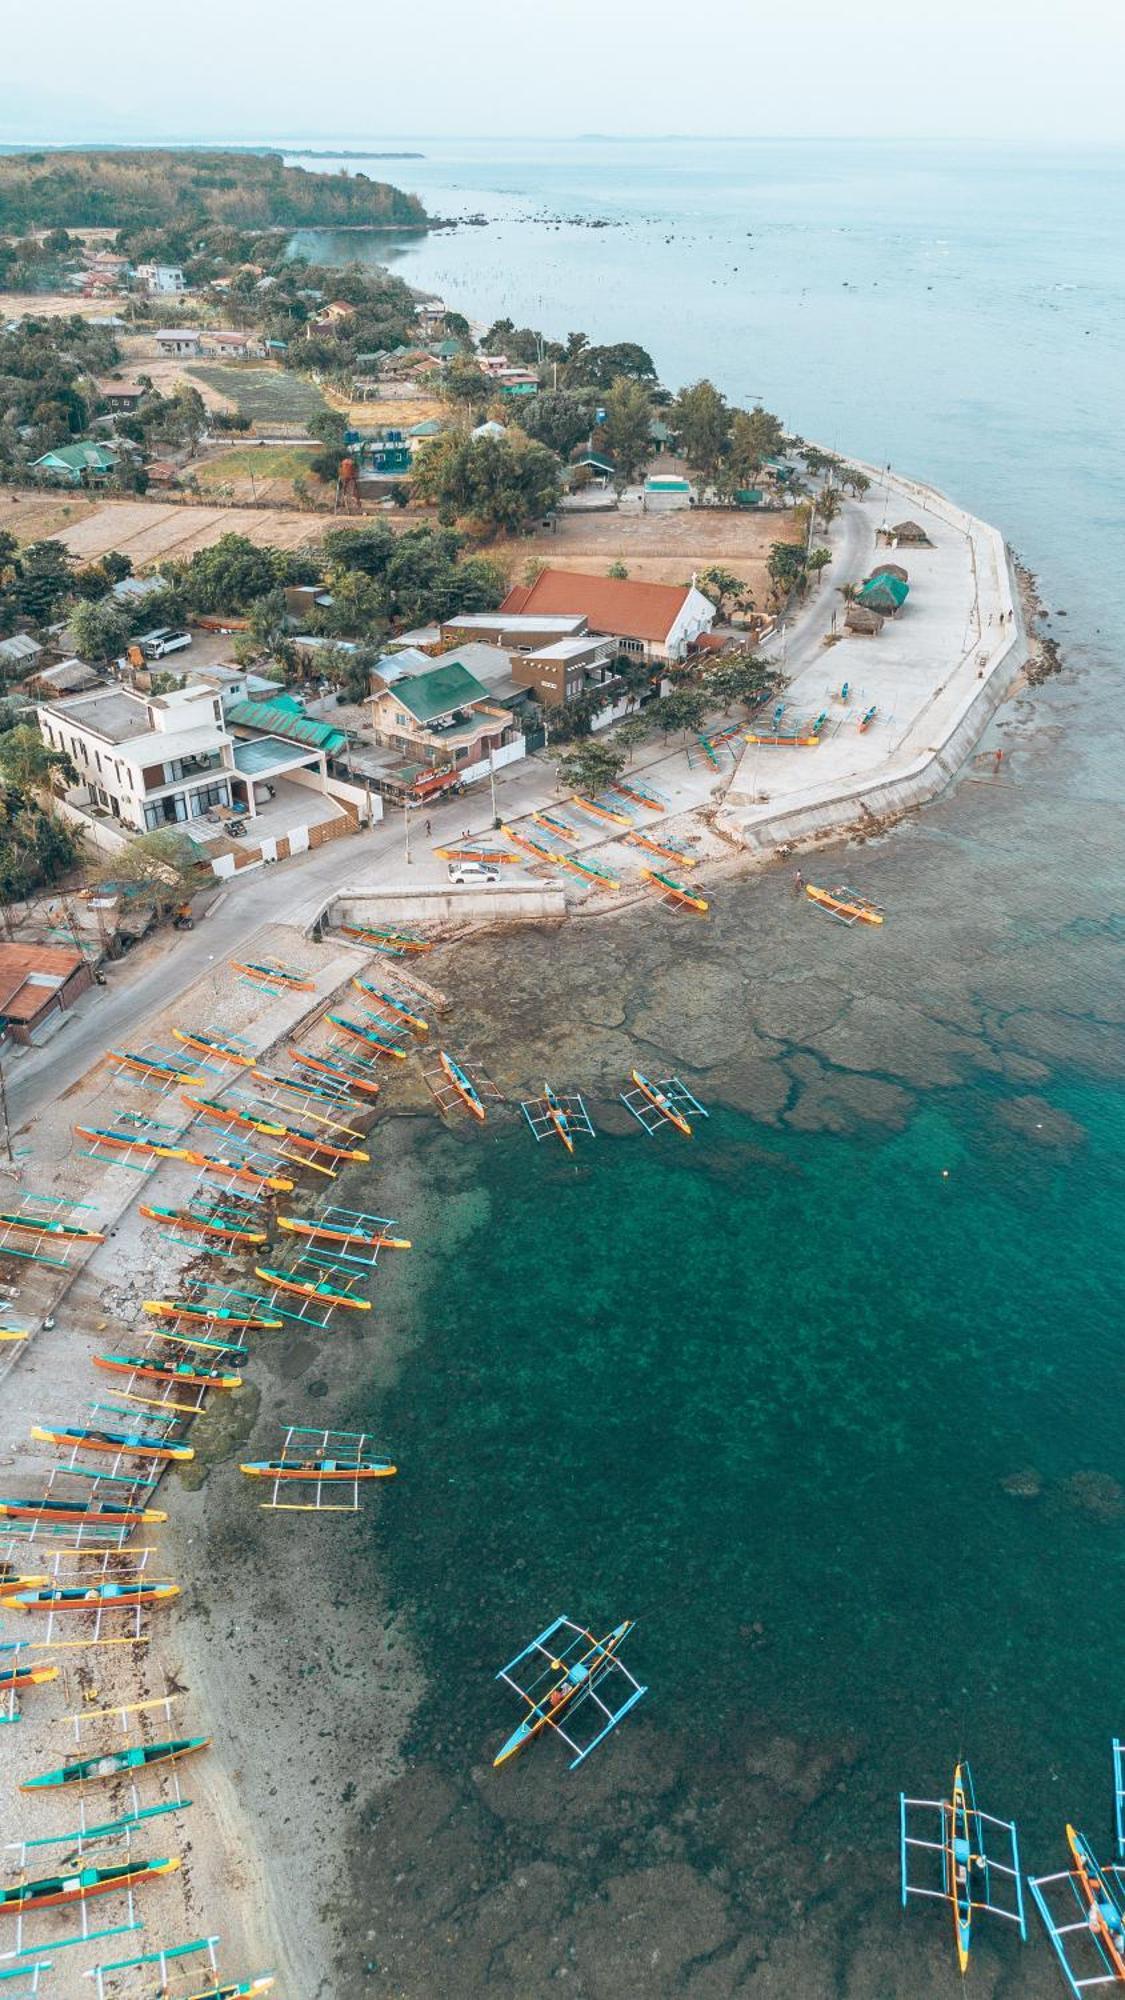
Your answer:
[722,465,1025,850]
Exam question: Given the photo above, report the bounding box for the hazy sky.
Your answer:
[2,0,1122,146]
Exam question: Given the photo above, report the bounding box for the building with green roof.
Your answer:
[224,697,348,755]
[31,441,119,485]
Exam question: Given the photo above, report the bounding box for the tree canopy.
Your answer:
[411,431,562,536]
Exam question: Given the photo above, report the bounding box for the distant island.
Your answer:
[0,149,429,233]
[285,150,426,161]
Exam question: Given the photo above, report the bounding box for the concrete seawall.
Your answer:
[726,466,1026,855]
[327,881,568,927]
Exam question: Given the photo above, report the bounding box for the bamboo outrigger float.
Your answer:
[900,1761,1027,1972]
[611,779,666,811]
[171,1029,257,1066]
[253,1266,370,1311]
[350,981,428,1034]
[494,1615,647,1769]
[138,1204,267,1247]
[327,1013,407,1060]
[21,1736,209,1791]
[804,883,885,926]
[0,1654,58,1711]
[520,1084,595,1154]
[530,810,580,843]
[181,1095,287,1139]
[640,867,709,914]
[0,1855,180,1915]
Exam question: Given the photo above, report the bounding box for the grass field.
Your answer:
[194,443,324,487]
[186,366,328,427]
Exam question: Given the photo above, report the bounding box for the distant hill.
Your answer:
[0,149,429,232]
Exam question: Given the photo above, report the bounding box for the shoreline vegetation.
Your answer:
[0,148,430,233]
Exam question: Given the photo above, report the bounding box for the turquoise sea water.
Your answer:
[280,140,1125,1991]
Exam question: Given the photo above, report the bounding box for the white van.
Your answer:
[448,860,501,886]
[138,627,192,659]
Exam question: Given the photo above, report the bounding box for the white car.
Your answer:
[448,861,501,886]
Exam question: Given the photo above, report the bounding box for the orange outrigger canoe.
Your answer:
[139,1203,267,1247]
[143,1298,283,1332]
[94,1353,242,1390]
[804,883,884,926]
[0,1211,104,1244]
[277,1216,411,1252]
[640,867,709,915]
[253,1265,371,1311]
[290,1048,381,1098]
[171,1028,257,1066]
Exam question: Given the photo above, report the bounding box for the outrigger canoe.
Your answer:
[94,1353,243,1390]
[109,1050,203,1086]
[439,1052,486,1122]
[543,1083,575,1155]
[290,1048,381,1098]
[804,883,884,926]
[502,824,562,863]
[31,1423,194,1463]
[949,1761,978,1973]
[494,1621,635,1768]
[0,1210,105,1244]
[339,925,432,954]
[171,1029,257,1066]
[530,811,580,843]
[182,1981,274,1999]
[640,867,709,914]
[175,1150,293,1194]
[326,1014,407,1060]
[277,1216,411,1252]
[612,781,665,811]
[630,1069,693,1138]
[0,1580,180,1612]
[143,1300,282,1332]
[232,961,315,991]
[625,831,695,866]
[241,1457,396,1480]
[253,1266,371,1311]
[139,1203,267,1247]
[0,1495,166,1526]
[0,1855,180,1914]
[1062,1825,1125,1977]
[267,1119,369,1165]
[181,1095,287,1138]
[0,1661,58,1698]
[22,1735,210,1791]
[569,795,632,827]
[350,981,428,1033]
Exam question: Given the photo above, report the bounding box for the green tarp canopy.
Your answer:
[858,571,910,613]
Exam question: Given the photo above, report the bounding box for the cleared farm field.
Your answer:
[187,365,327,426]
[24,500,329,565]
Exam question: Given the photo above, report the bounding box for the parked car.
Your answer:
[448,861,501,886]
[138,627,192,660]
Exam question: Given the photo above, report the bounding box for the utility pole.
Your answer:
[488,744,497,826]
[0,1055,13,1168]
[403,795,412,863]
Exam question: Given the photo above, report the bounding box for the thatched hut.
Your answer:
[859,571,910,616]
[865,562,908,584]
[844,603,884,637]
[881,519,932,547]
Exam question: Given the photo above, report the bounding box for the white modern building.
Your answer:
[136,264,187,295]
[37,684,236,831]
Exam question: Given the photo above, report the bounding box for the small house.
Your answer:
[0,942,93,1046]
[98,381,146,414]
[154,329,201,358]
[27,657,103,697]
[643,474,692,511]
[31,441,118,487]
[136,264,186,295]
[0,632,43,676]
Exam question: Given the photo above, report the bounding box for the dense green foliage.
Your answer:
[318,523,506,629]
[0,151,428,233]
[411,431,562,536]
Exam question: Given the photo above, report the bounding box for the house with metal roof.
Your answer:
[367,658,525,799]
[500,568,715,663]
[0,941,92,1046]
[31,441,119,486]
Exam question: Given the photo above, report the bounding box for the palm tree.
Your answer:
[838,582,858,605]
[816,486,842,529]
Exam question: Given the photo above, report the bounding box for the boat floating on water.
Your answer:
[494,1614,647,1769]
[900,1761,1027,1972]
[804,882,884,926]
[277,1215,411,1252]
[438,1051,486,1122]
[1030,1821,1125,1994]
[621,1069,708,1139]
[241,1457,395,1481]
[639,867,709,914]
